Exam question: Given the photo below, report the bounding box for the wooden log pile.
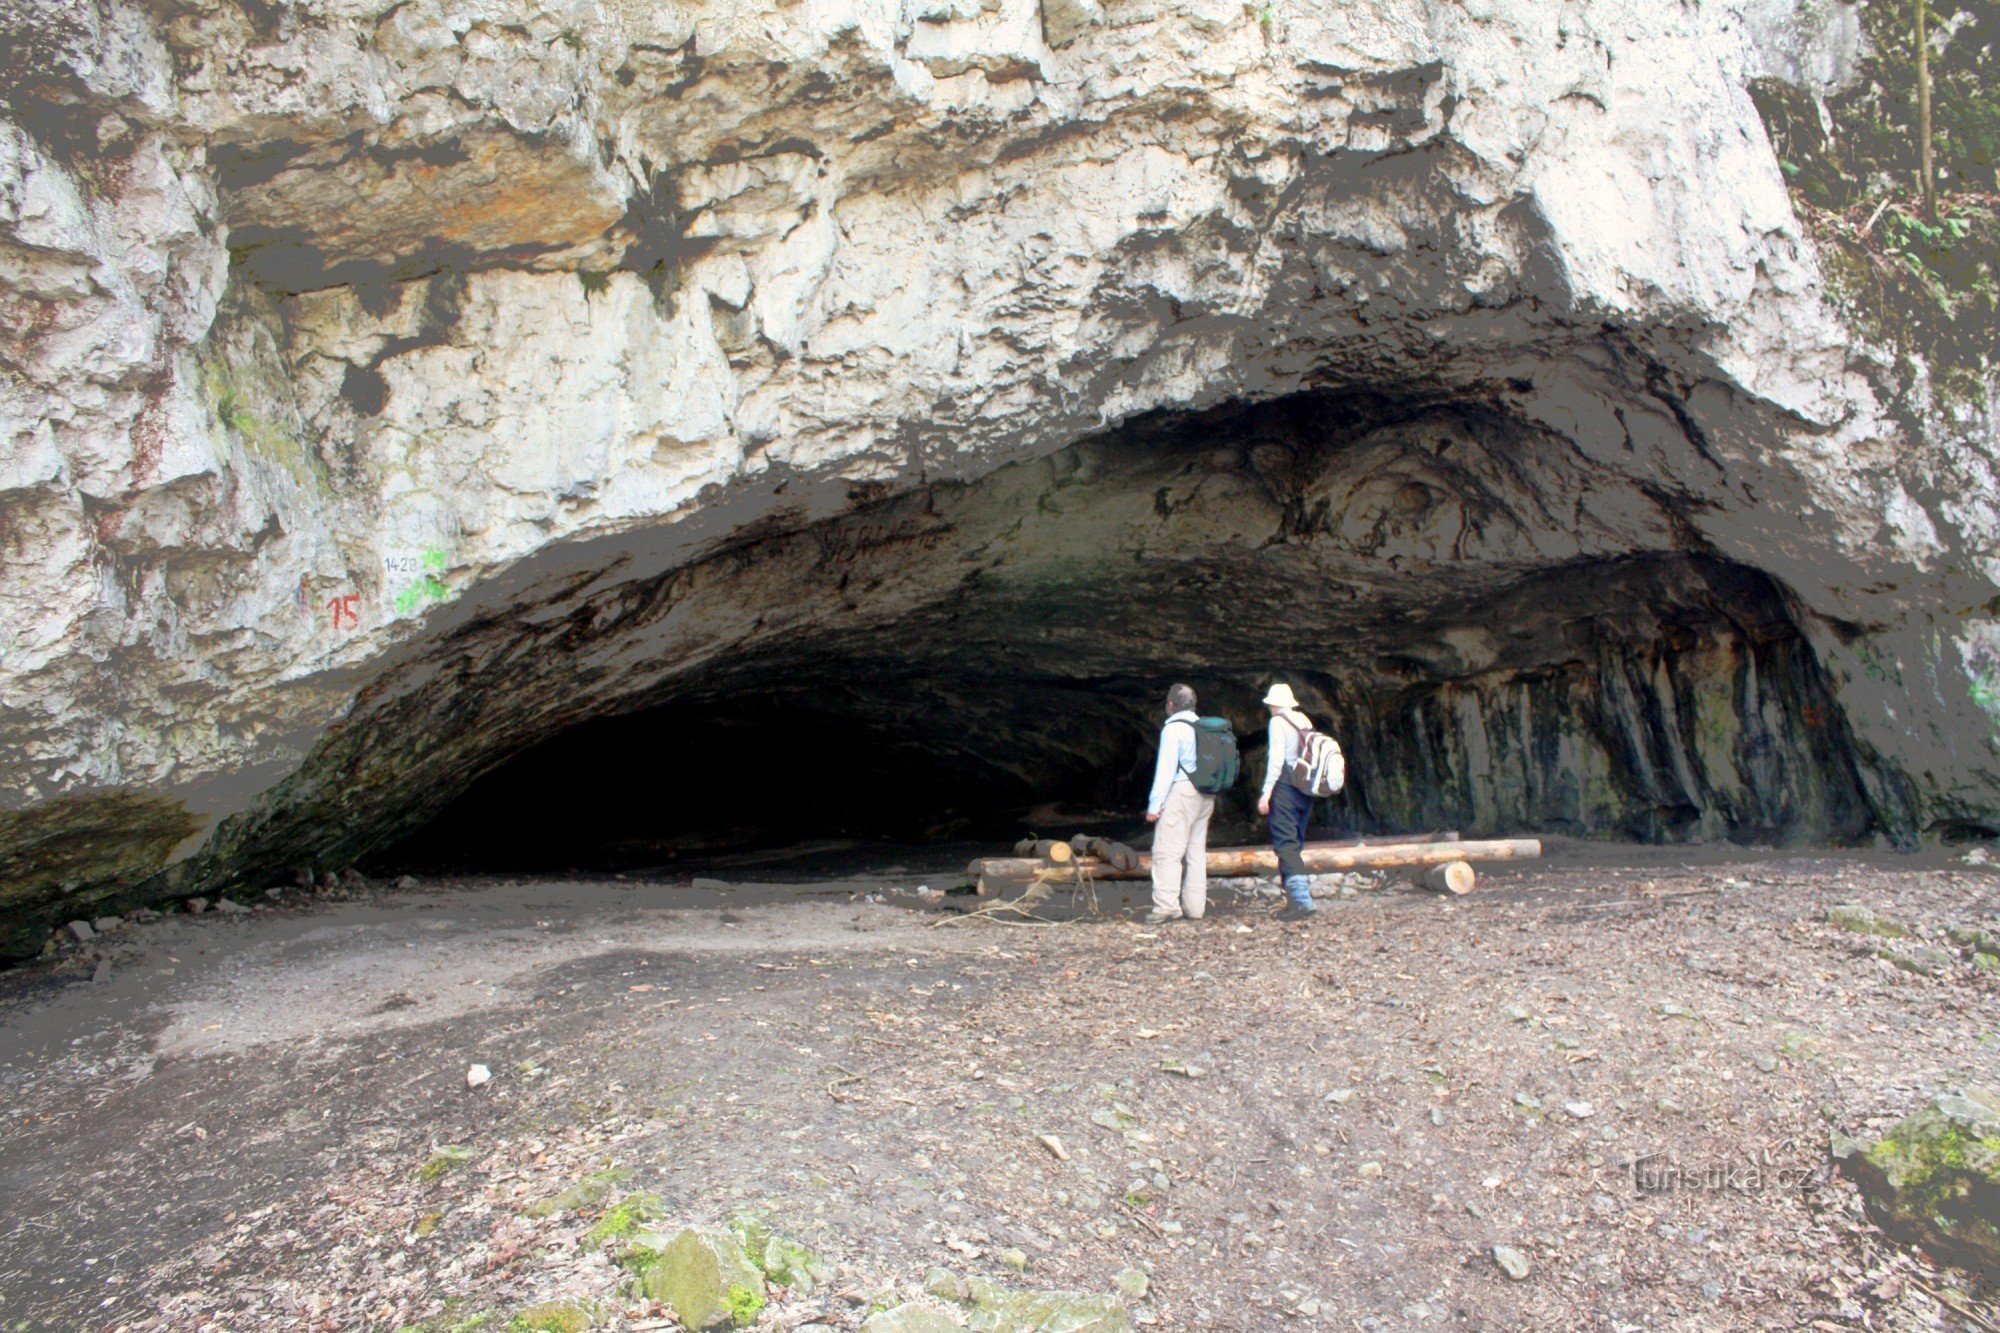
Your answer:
[968,835,1539,896]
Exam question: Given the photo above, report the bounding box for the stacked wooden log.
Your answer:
[968,836,1538,896]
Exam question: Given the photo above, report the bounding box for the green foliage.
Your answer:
[1970,666,2000,716]
[1754,2,2000,209]
[1748,3,2000,394]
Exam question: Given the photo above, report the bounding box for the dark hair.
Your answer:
[1166,683,1197,714]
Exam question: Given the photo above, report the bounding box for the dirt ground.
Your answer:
[3,840,1999,1332]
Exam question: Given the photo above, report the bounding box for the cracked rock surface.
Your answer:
[3,0,1999,950]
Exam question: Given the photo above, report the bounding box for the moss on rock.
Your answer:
[523,1167,635,1219]
[625,1226,767,1329]
[419,1145,474,1183]
[582,1192,664,1250]
[1828,904,1908,937]
[508,1300,599,1332]
[725,1208,830,1292]
[931,1274,1131,1333]
[861,1303,964,1333]
[1833,1089,2000,1280]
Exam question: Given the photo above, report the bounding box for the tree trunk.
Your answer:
[1919,0,1936,221]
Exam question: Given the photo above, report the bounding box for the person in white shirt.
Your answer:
[1255,681,1317,919]
[1143,683,1213,925]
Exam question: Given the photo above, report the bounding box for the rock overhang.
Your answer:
[2,0,1997,954]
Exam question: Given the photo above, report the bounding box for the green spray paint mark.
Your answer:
[392,550,453,614]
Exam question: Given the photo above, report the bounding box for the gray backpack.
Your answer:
[1282,713,1346,796]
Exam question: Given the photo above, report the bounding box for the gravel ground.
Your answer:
[1,843,1998,1331]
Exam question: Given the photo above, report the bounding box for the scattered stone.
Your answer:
[397,874,419,890]
[627,1226,768,1329]
[262,886,284,900]
[1324,1088,1356,1105]
[1112,1266,1149,1300]
[418,1145,473,1182]
[1501,1004,1533,1023]
[466,1063,492,1089]
[1827,904,1907,937]
[64,920,93,942]
[1964,847,1991,866]
[1513,1092,1541,1111]
[1831,1087,2000,1280]
[1492,1244,1532,1280]
[1754,1055,1779,1073]
[525,1166,635,1218]
[727,1209,830,1293]
[860,1303,960,1333]
[319,872,339,890]
[1038,1134,1068,1161]
[509,1299,600,1332]
[1089,1104,1137,1131]
[944,1275,1130,1332]
[1886,946,1955,976]
[91,915,122,933]
[1948,925,1998,953]
[91,959,112,984]
[999,1246,1030,1273]
[925,1267,970,1302]
[1357,1160,1384,1178]
[1564,1101,1595,1119]
[186,897,208,915]
[340,867,367,887]
[212,898,248,915]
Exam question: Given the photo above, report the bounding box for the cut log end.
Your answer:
[1420,861,1475,895]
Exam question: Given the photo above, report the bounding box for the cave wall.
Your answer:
[2,0,1999,950]
[150,397,1883,909]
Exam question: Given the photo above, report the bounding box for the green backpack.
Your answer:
[1180,717,1241,794]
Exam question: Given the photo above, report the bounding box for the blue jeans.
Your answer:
[1269,781,1315,908]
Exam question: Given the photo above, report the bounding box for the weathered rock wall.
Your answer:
[3,0,1998,952]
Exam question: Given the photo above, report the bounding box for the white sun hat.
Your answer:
[1262,682,1300,709]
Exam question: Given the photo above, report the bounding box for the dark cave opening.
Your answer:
[337,388,1895,886]
[377,552,1875,878]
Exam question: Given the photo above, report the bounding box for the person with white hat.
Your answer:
[1257,681,1318,919]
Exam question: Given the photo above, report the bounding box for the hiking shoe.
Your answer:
[1274,904,1316,921]
[1141,910,1183,925]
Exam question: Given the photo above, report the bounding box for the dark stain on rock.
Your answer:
[0,792,203,959]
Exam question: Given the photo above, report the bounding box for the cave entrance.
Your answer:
[379,675,1165,876]
[346,390,1882,885]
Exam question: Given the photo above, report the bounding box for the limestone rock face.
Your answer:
[2,0,1999,948]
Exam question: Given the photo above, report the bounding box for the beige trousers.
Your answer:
[1150,781,1215,918]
